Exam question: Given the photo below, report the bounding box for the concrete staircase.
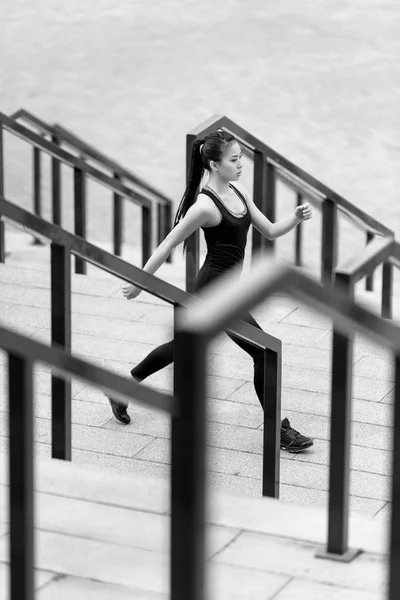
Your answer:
[1,225,398,520]
[0,225,398,598]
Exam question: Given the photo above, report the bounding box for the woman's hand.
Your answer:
[295,203,313,221]
[122,284,142,300]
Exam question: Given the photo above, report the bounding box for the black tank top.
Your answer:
[200,184,252,273]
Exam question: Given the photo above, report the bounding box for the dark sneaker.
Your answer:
[107,395,131,425]
[280,418,313,453]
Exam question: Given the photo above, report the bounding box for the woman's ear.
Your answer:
[209,160,219,172]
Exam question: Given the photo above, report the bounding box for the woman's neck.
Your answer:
[206,173,230,196]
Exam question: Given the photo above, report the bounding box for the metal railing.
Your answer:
[2,321,175,600]
[184,115,394,293]
[176,252,400,600]
[10,109,173,259]
[0,109,173,270]
[0,195,283,599]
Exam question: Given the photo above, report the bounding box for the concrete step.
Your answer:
[0,452,388,599]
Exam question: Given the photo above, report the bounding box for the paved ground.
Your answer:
[1,248,398,521]
[1,0,400,278]
[0,452,390,599]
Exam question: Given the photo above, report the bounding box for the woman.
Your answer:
[108,130,314,452]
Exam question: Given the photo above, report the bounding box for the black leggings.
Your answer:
[131,264,266,409]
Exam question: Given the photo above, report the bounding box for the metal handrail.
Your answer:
[334,236,398,320]
[184,115,394,294]
[1,112,151,208]
[175,253,400,600]
[2,325,178,600]
[2,109,172,265]
[179,255,400,354]
[54,123,171,205]
[336,236,395,281]
[11,108,172,208]
[1,323,174,413]
[189,115,393,237]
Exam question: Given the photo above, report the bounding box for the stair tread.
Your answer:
[0,451,387,599]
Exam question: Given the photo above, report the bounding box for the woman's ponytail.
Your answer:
[174,138,205,251]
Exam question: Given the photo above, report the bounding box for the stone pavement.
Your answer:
[0,452,390,599]
[1,231,399,523]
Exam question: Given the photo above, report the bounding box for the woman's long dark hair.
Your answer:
[174,130,236,251]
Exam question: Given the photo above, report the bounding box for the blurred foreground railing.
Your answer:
[176,252,400,599]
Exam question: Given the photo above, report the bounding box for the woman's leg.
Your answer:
[108,339,174,424]
[226,313,313,452]
[110,263,212,424]
[225,312,266,409]
[130,340,174,381]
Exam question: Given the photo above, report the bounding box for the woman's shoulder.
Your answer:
[196,190,219,213]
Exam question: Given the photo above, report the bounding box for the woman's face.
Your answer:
[215,141,243,182]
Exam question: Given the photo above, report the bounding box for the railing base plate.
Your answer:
[315,547,362,563]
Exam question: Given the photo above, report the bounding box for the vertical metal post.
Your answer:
[171,307,206,600]
[321,198,338,285]
[51,135,62,226]
[262,346,282,498]
[8,353,35,600]
[141,205,152,267]
[389,353,400,600]
[51,242,72,460]
[317,272,360,562]
[32,147,44,245]
[74,166,87,274]
[295,193,303,267]
[157,203,164,247]
[382,261,393,320]
[0,122,5,263]
[185,133,200,293]
[164,202,173,263]
[365,232,375,291]
[113,174,123,256]
[252,152,270,256]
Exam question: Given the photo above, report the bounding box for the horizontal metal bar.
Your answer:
[0,196,185,305]
[332,202,389,237]
[336,237,395,282]
[53,123,172,207]
[275,170,324,206]
[245,144,382,236]
[187,115,229,140]
[225,319,282,354]
[0,112,152,210]
[0,323,176,415]
[189,115,392,237]
[12,109,172,208]
[177,254,400,350]
[9,108,24,119]
[0,198,276,356]
[12,109,54,135]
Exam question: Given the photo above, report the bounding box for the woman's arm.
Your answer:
[122,196,215,299]
[143,196,215,274]
[233,183,312,240]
